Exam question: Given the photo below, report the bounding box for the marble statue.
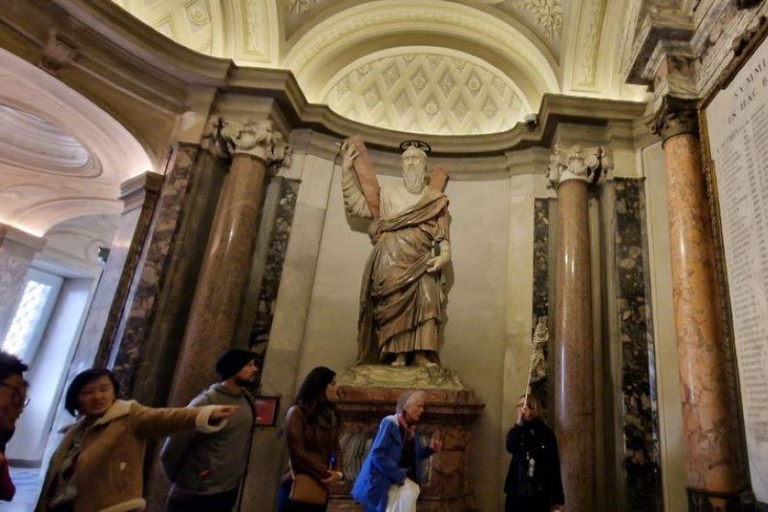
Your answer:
[341,138,451,367]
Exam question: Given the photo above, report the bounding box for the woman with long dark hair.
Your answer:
[276,366,343,512]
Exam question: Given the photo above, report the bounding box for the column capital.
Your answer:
[547,145,607,189]
[650,95,699,144]
[204,118,291,167]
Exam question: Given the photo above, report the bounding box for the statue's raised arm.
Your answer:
[341,136,380,219]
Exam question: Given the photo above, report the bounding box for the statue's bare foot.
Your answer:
[414,352,437,368]
[391,353,407,367]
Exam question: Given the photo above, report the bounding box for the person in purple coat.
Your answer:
[351,391,441,512]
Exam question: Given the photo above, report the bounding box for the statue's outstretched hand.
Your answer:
[341,141,359,171]
[426,252,449,273]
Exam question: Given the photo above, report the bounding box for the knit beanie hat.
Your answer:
[215,349,256,380]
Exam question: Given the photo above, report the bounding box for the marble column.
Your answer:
[0,224,46,341]
[652,97,749,508]
[167,119,289,406]
[548,146,602,512]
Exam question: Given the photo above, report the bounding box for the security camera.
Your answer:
[524,113,538,131]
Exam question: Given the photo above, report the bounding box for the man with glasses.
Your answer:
[0,350,28,501]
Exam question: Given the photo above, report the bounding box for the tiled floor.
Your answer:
[3,467,42,511]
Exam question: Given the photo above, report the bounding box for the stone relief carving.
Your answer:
[112,0,214,55]
[574,0,608,88]
[504,0,564,41]
[326,52,528,135]
[284,0,318,15]
[244,0,268,53]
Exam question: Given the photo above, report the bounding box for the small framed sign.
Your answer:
[254,396,280,427]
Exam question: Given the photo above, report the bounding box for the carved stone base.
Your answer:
[327,372,484,511]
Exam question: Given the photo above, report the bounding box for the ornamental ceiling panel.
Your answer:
[324,49,531,135]
[495,0,564,45]
[113,0,215,55]
[0,104,101,177]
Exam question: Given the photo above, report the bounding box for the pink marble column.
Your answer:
[653,99,749,508]
[167,119,289,406]
[549,146,602,512]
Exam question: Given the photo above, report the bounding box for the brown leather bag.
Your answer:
[289,473,328,505]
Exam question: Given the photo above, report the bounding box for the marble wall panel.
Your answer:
[501,174,536,509]
[530,198,550,409]
[110,144,199,396]
[614,178,663,511]
[249,178,300,371]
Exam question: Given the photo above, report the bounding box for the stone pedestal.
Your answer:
[327,366,484,512]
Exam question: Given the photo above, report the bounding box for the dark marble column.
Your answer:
[166,119,289,406]
[548,146,602,512]
[76,172,164,371]
[108,143,206,397]
[652,97,749,509]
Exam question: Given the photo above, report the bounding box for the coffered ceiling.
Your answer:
[113,0,649,135]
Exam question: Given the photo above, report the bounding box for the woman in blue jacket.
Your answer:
[352,391,441,512]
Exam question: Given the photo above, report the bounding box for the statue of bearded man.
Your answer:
[341,139,451,367]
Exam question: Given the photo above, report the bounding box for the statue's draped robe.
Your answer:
[356,187,450,363]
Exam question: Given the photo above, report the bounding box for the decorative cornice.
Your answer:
[649,95,699,144]
[625,10,696,88]
[547,145,605,188]
[38,29,79,75]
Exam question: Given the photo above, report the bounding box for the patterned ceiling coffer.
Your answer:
[324,50,531,135]
[112,0,214,55]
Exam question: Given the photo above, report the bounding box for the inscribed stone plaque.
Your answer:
[705,35,768,505]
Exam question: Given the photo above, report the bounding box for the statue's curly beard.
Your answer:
[403,167,425,194]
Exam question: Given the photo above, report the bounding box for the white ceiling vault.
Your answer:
[114,0,648,135]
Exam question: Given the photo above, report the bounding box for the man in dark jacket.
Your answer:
[0,351,28,502]
[161,349,258,512]
[504,394,564,512]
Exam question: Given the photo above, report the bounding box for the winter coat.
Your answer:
[282,404,343,484]
[160,384,255,495]
[504,417,564,511]
[351,415,433,512]
[36,399,226,512]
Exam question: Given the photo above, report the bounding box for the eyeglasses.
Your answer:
[0,383,30,408]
